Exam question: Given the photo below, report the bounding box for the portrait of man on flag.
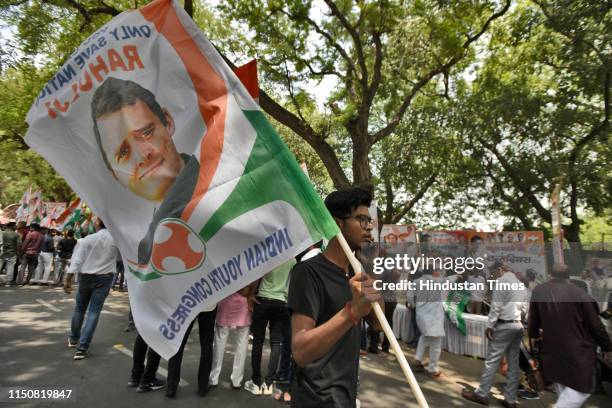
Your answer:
[91,77,202,268]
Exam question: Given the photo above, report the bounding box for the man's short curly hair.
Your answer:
[324,187,372,219]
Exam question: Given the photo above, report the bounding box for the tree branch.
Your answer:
[533,0,606,64]
[89,2,121,16]
[390,172,438,223]
[322,0,368,91]
[212,48,349,187]
[62,0,92,25]
[484,161,532,229]
[279,9,357,79]
[0,131,29,150]
[282,60,308,124]
[183,0,193,17]
[41,0,120,31]
[567,72,610,229]
[383,177,395,224]
[482,141,552,221]
[260,89,350,188]
[371,0,510,143]
[362,31,383,130]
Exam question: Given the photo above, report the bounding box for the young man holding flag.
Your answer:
[288,187,382,408]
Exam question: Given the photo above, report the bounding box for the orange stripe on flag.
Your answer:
[140,0,227,221]
[234,60,259,100]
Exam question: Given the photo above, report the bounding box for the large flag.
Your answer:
[25,0,338,358]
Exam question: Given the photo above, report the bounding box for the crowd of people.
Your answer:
[2,187,612,408]
[377,243,612,407]
[0,221,78,287]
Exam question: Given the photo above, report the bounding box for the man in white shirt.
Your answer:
[410,269,446,378]
[462,261,528,408]
[64,218,118,360]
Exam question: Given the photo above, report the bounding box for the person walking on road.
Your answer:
[529,264,612,408]
[64,218,118,360]
[462,262,528,408]
[129,333,166,393]
[54,230,77,286]
[410,268,446,378]
[287,187,382,408]
[18,223,44,285]
[2,222,22,286]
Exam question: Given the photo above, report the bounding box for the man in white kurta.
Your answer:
[410,270,445,377]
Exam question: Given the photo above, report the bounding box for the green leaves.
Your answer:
[0,0,606,239]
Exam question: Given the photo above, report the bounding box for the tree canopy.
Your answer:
[0,0,609,242]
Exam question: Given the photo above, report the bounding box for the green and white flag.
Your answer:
[25,0,339,358]
[55,198,82,231]
[443,289,471,335]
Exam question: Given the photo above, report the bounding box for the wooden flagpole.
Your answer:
[335,232,429,408]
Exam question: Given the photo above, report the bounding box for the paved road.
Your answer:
[1,280,610,407]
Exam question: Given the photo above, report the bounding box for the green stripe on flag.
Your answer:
[443,289,471,335]
[128,265,163,281]
[200,110,338,242]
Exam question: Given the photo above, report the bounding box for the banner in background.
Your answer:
[419,230,471,258]
[469,231,547,281]
[381,224,418,257]
[420,230,546,280]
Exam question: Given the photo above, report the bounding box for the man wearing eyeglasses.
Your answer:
[287,187,382,408]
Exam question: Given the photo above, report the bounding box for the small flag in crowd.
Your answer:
[15,186,31,222]
[55,198,82,231]
[25,189,43,225]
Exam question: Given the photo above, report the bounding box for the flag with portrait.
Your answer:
[25,0,338,358]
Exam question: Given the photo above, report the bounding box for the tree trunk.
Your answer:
[562,223,581,243]
[184,0,193,17]
[351,133,373,192]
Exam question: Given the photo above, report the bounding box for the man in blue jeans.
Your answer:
[64,218,118,360]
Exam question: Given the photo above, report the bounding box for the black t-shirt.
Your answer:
[41,235,55,253]
[57,238,77,259]
[288,253,359,408]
